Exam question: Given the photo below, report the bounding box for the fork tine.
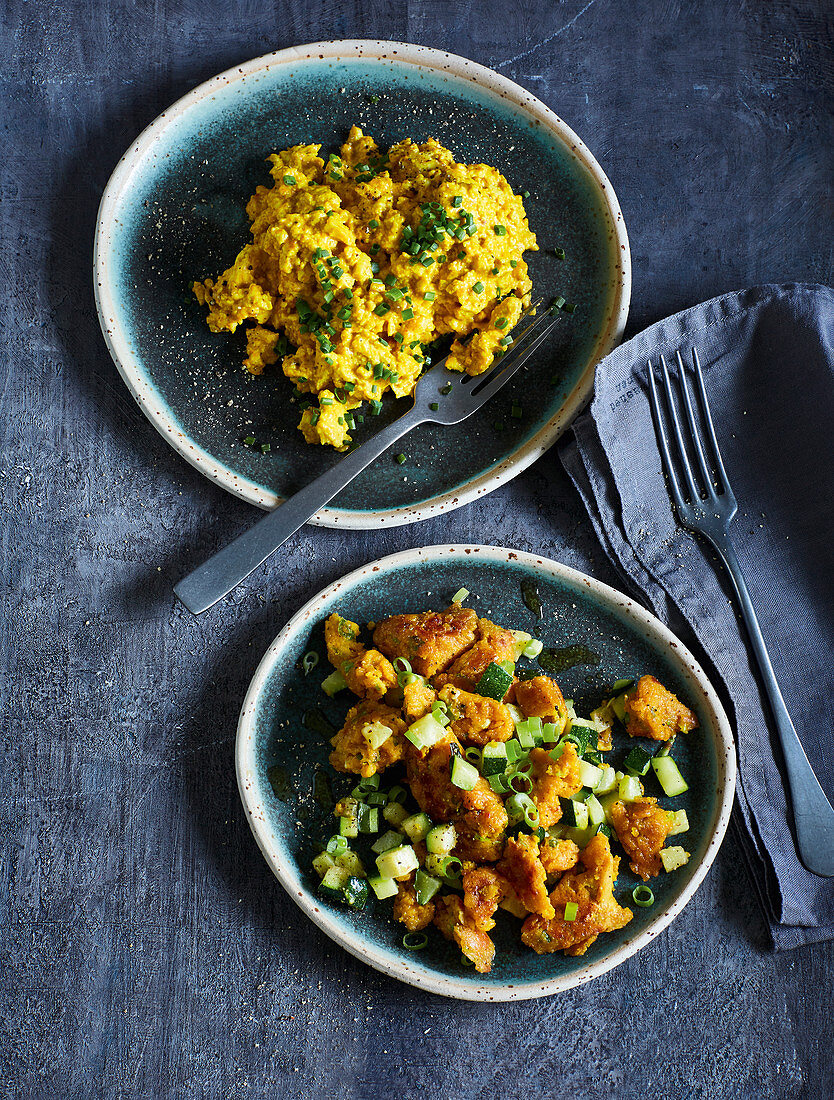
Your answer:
[691,347,732,495]
[675,349,714,498]
[659,353,700,503]
[647,361,688,516]
[468,312,562,404]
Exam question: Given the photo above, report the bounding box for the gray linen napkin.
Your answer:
[559,283,834,949]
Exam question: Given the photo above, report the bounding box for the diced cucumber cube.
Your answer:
[661,845,690,872]
[319,865,350,899]
[610,692,628,724]
[342,875,369,909]
[372,829,403,854]
[375,844,419,879]
[382,802,410,828]
[618,774,643,801]
[595,765,617,794]
[401,812,433,843]
[586,794,605,827]
[450,755,480,791]
[312,851,336,878]
[335,851,365,878]
[562,799,589,829]
[339,815,359,838]
[426,823,457,855]
[652,756,689,797]
[624,745,655,776]
[667,809,690,836]
[414,869,442,906]
[481,741,508,776]
[579,759,603,790]
[368,875,399,900]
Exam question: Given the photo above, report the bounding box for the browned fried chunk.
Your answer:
[329,700,406,777]
[528,744,583,828]
[324,613,397,700]
[405,736,508,862]
[624,675,698,742]
[373,605,478,677]
[438,684,515,745]
[392,879,435,932]
[402,678,437,722]
[433,895,495,973]
[462,866,509,932]
[497,834,555,919]
[520,834,633,956]
[540,837,581,881]
[609,797,674,880]
[514,675,569,730]
[432,617,520,694]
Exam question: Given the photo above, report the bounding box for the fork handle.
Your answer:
[174,406,423,615]
[712,533,834,877]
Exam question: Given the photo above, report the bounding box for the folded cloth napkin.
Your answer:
[559,283,834,949]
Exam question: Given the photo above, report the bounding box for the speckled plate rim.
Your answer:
[236,544,735,1000]
[93,39,631,530]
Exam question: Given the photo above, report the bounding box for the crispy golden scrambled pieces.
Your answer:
[433,895,496,974]
[514,675,570,729]
[438,684,515,745]
[195,128,537,450]
[393,879,435,932]
[528,743,583,828]
[324,613,397,700]
[609,797,674,881]
[520,834,633,956]
[328,699,406,777]
[497,834,555,920]
[405,736,508,862]
[433,617,520,695]
[624,675,699,742]
[320,605,696,972]
[373,604,478,677]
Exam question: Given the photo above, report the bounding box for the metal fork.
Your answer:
[648,348,834,878]
[175,300,562,615]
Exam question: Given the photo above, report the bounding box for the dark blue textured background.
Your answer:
[3,1,832,1097]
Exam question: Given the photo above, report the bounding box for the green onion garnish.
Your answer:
[563,902,579,922]
[260,443,271,453]
[473,281,485,293]
[632,885,655,908]
[496,317,508,329]
[395,454,406,465]
[283,175,296,185]
[493,225,507,235]
[511,403,522,419]
[553,247,566,260]
[429,402,439,411]
[243,436,256,446]
[325,834,349,856]
[302,651,319,674]
[424,291,437,301]
[403,932,428,950]
[369,219,379,229]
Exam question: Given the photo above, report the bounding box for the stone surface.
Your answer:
[3,1,832,1097]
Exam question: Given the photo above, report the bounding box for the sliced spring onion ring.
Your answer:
[508,771,533,795]
[393,657,412,674]
[387,785,407,804]
[431,700,451,727]
[451,588,469,604]
[632,884,655,907]
[403,932,429,950]
[302,651,319,674]
[464,747,481,765]
[563,902,579,922]
[325,835,348,856]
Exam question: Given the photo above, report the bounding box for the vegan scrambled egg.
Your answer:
[193,127,537,450]
[308,600,698,972]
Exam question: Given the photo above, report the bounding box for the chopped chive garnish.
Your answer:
[440,382,453,395]
[563,902,579,922]
[424,291,437,301]
[510,260,518,268]
[395,454,406,465]
[452,196,462,207]
[511,403,522,419]
[243,436,256,446]
[374,303,390,316]
[320,398,333,406]
[402,308,414,319]
[429,402,439,411]
[283,175,296,185]
[553,247,566,260]
[392,332,404,344]
[369,400,382,415]
[495,317,508,329]
[473,281,485,293]
[562,302,577,313]
[403,932,428,950]
[420,256,433,267]
[369,219,379,229]
[260,442,271,453]
[310,410,320,425]
[493,420,504,431]
[493,224,507,235]
[522,190,530,198]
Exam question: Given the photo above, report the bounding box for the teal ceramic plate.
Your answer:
[236,545,735,1000]
[94,41,630,529]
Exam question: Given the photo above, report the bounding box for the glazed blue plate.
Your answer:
[236,545,735,1000]
[94,41,630,528]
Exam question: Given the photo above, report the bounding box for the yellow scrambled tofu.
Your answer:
[194,127,537,450]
